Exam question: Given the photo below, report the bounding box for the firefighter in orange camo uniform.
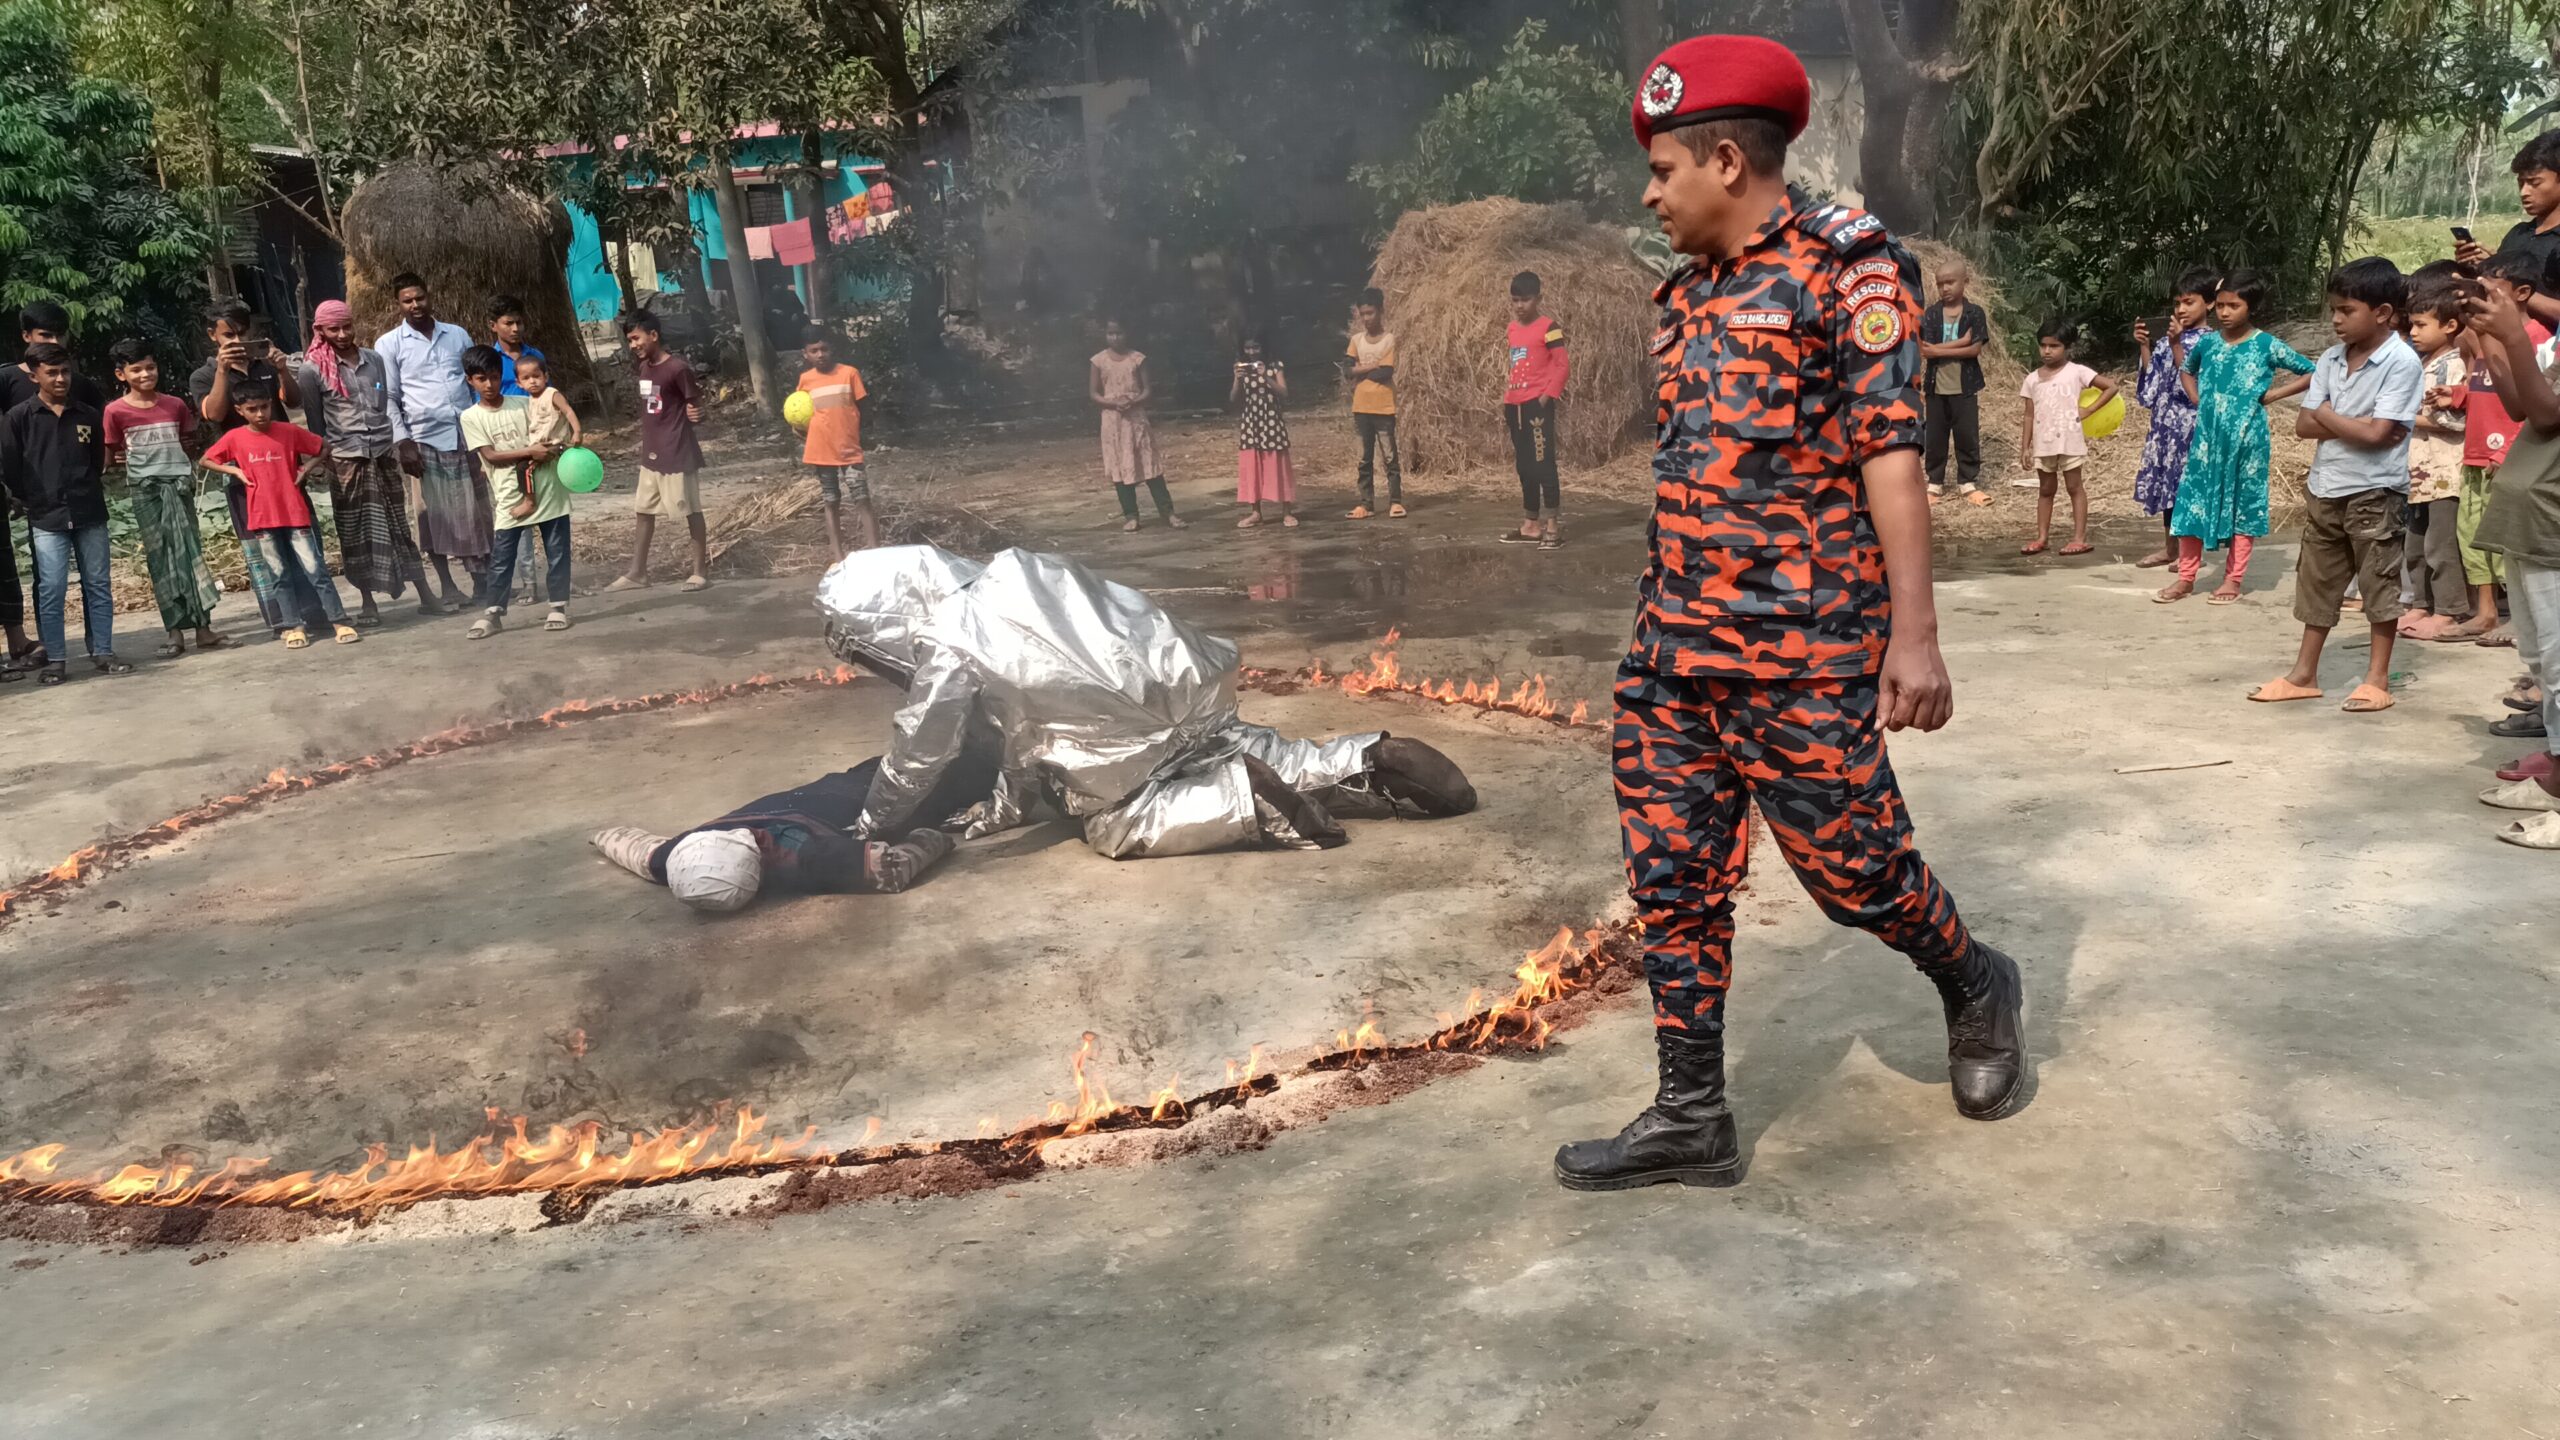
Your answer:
[1555,34,2027,1193]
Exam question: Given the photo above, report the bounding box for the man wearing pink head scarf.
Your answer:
[292,300,434,623]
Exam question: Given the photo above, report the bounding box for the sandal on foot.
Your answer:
[2504,685,2545,713]
[194,631,234,650]
[1966,490,1993,507]
[1282,514,1299,528]
[602,575,649,593]
[467,613,501,639]
[1164,515,1189,530]
[2208,583,2245,606]
[2341,684,2395,713]
[154,638,185,659]
[1345,506,1374,520]
[2020,540,2050,556]
[2248,677,2324,703]
[2135,549,2174,569]
[2480,776,2560,812]
[1236,513,1262,529]
[333,624,362,645]
[2059,541,2094,557]
[90,656,134,675]
[354,612,385,629]
[2496,750,2556,783]
[280,629,311,650]
[4,644,46,673]
[2151,580,2195,604]
[37,663,67,685]
[545,609,572,632]
[1121,519,1142,533]
[1388,503,1408,518]
[680,575,710,592]
[2477,627,2516,648]
[2497,811,2560,849]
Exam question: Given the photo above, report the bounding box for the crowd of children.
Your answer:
[1087,270,1573,549]
[0,281,759,688]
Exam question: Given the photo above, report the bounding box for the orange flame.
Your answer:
[0,923,1634,1215]
[0,666,867,922]
[1244,631,1599,730]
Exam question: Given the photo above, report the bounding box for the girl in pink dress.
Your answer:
[1090,320,1186,533]
[1230,337,1296,528]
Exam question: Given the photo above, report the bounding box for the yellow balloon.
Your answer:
[2080,386,2126,440]
[783,390,815,430]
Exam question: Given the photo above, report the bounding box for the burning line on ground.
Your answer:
[1241,627,1600,729]
[0,922,1637,1232]
[0,667,869,925]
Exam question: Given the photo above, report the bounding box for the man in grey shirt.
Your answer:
[296,298,433,622]
[2250,258,2424,714]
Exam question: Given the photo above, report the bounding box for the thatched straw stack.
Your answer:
[340,163,597,407]
[1370,198,1656,473]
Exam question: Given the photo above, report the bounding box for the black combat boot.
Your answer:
[1925,940,2025,1120]
[1554,1032,1741,1191]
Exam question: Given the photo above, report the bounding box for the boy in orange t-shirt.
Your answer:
[797,332,874,554]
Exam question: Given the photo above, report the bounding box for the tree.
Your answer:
[1837,0,1967,235]
[1354,21,1639,218]
[0,2,208,347]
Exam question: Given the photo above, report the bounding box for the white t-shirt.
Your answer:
[2019,362,2099,460]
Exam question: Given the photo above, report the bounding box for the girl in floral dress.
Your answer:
[2130,269,2219,568]
[2157,270,2317,605]
[1230,337,1296,528]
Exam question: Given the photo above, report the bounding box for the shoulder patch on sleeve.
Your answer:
[1850,300,1905,355]
[1544,325,1566,346]
[1801,203,1889,255]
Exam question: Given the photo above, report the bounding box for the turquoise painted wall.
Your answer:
[556,136,888,323]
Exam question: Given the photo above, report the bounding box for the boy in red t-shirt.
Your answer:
[2438,251,2547,640]
[1501,270,1570,549]
[199,392,358,648]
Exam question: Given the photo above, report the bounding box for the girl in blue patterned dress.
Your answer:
[2130,269,2220,568]
[2157,270,2317,604]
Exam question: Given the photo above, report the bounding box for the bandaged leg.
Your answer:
[591,827,668,882]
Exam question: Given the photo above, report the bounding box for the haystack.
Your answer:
[1371,199,1656,473]
[341,162,597,407]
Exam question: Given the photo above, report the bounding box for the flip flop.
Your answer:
[1345,506,1374,520]
[2059,541,2094,557]
[194,631,236,651]
[1966,491,1993,507]
[2248,678,2324,703]
[2020,540,2050,556]
[602,575,650,593]
[280,629,309,650]
[680,575,710,592]
[2477,627,2516,648]
[2505,688,2545,713]
[37,663,66,686]
[2340,684,2394,713]
[2208,583,2245,606]
[1236,513,1262,529]
[1388,504,1409,518]
[2135,550,2174,569]
[2496,750,2556,783]
[2152,580,2195,604]
[1164,516,1190,530]
[154,639,184,659]
[332,625,362,645]
[545,610,572,632]
[2479,776,2560,812]
[1282,515,1300,528]
[2497,811,2560,849]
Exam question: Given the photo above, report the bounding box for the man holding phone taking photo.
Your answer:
[190,299,335,639]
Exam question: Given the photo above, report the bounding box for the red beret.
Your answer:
[1631,35,1812,149]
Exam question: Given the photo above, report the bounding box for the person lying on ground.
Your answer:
[590,754,993,914]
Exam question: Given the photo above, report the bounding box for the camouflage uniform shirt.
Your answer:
[1633,185,1925,680]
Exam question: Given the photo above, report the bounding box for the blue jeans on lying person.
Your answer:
[31,522,113,660]
[248,526,349,628]
[487,516,571,614]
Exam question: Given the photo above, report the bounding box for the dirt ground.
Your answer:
[3,404,2554,1437]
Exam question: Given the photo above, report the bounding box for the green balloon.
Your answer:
[557,446,605,494]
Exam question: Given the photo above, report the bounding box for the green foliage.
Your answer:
[1965,0,2525,350]
[1352,21,1635,220]
[0,2,207,350]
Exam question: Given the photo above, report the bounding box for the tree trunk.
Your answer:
[796,131,835,326]
[708,150,779,414]
[1615,0,1663,77]
[1836,0,1959,235]
[608,213,639,316]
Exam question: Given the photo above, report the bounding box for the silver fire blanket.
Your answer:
[819,545,1384,858]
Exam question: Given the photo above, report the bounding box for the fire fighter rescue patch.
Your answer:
[1851,301,1903,354]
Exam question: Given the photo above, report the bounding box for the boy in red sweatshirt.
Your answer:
[1503,270,1570,549]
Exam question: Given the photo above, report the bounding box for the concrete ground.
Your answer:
[4,423,2556,1436]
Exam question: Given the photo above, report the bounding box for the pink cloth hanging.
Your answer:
[744,226,776,261]
[772,217,815,267]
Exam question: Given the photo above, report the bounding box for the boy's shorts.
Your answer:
[814,463,869,506]
[634,466,701,518]
[2034,454,2085,476]
[2295,487,2406,628]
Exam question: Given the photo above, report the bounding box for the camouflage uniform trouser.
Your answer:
[1614,659,1973,1038]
